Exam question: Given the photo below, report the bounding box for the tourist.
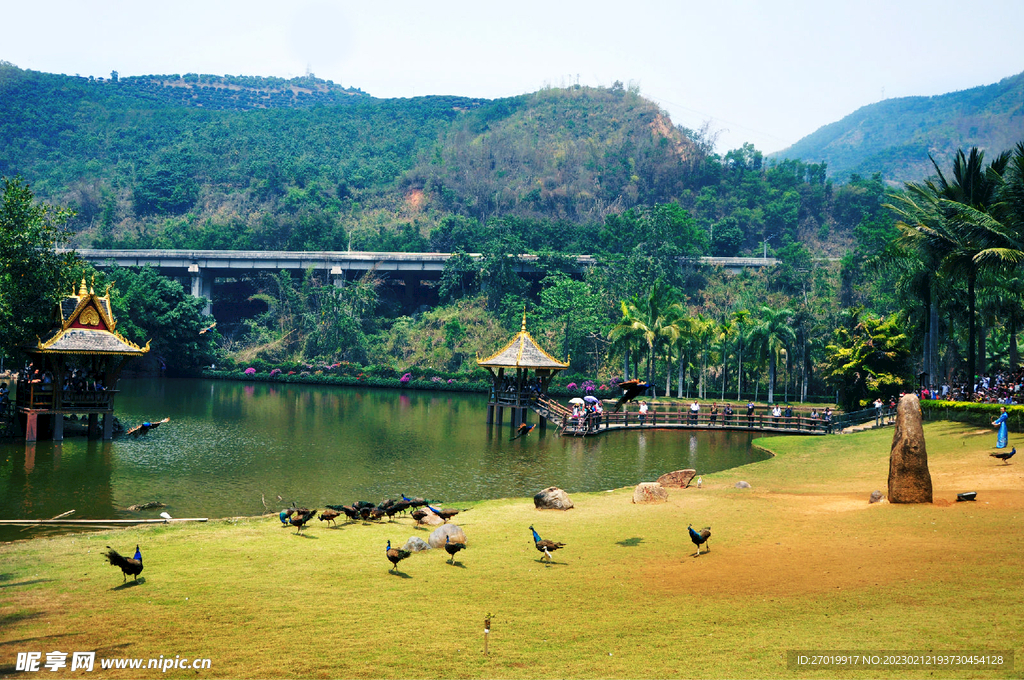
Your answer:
[874,397,884,426]
[710,402,718,426]
[690,400,700,424]
[784,404,793,428]
[746,400,755,427]
[810,408,820,431]
[823,407,833,434]
[992,406,1010,449]
[639,400,648,426]
[772,404,781,426]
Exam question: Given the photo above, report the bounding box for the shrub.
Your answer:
[566,382,578,391]
[269,368,281,377]
[243,367,256,376]
[400,373,412,384]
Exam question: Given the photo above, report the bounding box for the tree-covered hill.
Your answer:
[774,70,1024,183]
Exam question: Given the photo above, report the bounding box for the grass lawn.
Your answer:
[1,421,1021,679]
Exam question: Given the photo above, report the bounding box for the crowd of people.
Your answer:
[17,363,107,398]
[924,370,1024,404]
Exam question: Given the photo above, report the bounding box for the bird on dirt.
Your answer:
[529,525,565,561]
[104,545,143,583]
[614,380,651,411]
[318,509,342,526]
[511,423,536,441]
[444,535,467,564]
[386,540,411,572]
[427,505,461,523]
[290,508,317,533]
[991,446,1017,464]
[688,524,711,556]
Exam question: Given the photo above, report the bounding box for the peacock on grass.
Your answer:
[104,545,143,583]
[529,525,565,562]
[386,540,411,572]
[688,524,711,557]
[444,535,467,564]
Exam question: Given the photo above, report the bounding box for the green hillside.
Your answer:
[775,70,1024,182]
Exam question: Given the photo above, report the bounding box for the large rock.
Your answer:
[888,393,933,503]
[534,486,574,510]
[401,536,431,552]
[428,524,467,549]
[632,482,668,504]
[657,469,697,488]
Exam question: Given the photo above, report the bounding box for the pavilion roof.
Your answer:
[29,279,149,356]
[477,314,569,371]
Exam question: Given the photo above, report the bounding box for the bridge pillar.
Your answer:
[188,264,214,315]
[330,266,346,289]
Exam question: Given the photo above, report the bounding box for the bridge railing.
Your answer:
[555,408,832,434]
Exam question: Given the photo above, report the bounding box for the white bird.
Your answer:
[696,476,703,489]
[160,512,172,521]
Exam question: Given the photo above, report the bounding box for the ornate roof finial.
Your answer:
[521,307,527,334]
[89,275,95,295]
[78,278,88,296]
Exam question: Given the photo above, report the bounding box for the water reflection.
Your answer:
[0,379,771,540]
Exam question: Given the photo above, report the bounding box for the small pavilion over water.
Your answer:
[16,279,149,441]
[477,315,569,430]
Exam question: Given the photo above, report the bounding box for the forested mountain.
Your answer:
[775,70,1024,183]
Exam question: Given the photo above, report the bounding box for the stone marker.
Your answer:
[869,490,884,504]
[534,486,574,510]
[632,482,668,504]
[656,469,697,488]
[428,523,467,549]
[888,393,932,503]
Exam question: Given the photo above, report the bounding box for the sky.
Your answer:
[4,0,1023,155]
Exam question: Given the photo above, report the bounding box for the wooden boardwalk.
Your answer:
[530,398,833,436]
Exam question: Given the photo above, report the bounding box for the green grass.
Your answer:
[1,422,1021,678]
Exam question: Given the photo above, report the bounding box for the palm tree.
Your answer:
[733,309,751,400]
[717,319,736,401]
[746,306,796,404]
[608,280,682,395]
[889,147,1015,394]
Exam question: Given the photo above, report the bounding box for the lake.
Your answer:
[0,379,771,541]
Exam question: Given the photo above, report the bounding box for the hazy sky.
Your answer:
[5,0,1023,154]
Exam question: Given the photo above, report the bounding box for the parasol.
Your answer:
[568,397,586,405]
[583,395,599,403]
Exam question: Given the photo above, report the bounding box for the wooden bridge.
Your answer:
[528,396,833,436]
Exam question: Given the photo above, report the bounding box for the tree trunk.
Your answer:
[929,292,939,390]
[623,347,630,381]
[977,316,987,381]
[1011,316,1019,372]
[736,341,743,401]
[768,355,776,404]
[677,350,684,398]
[968,273,976,395]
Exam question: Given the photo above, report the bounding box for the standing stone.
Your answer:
[632,482,668,504]
[428,524,467,549]
[534,486,574,510]
[888,393,932,503]
[656,469,697,488]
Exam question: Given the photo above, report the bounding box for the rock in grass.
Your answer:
[534,486,574,510]
[428,524,467,549]
[734,481,751,489]
[632,482,668,504]
[656,469,696,488]
[402,537,431,552]
[887,393,932,503]
[869,490,884,503]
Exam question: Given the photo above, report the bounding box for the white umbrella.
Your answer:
[568,397,586,405]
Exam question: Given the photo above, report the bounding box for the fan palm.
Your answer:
[746,306,796,404]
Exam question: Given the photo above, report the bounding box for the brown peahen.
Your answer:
[318,509,342,526]
[104,545,143,583]
[444,535,467,564]
[290,508,317,533]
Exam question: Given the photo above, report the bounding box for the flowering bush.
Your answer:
[566,382,578,391]
[287,371,295,376]
[599,384,608,391]
[269,368,281,377]
[431,376,443,383]
[609,377,623,389]
[581,380,597,393]
[448,379,454,384]
[400,373,412,384]
[243,367,256,376]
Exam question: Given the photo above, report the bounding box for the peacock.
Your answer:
[326,504,360,521]
[688,524,711,556]
[318,509,341,526]
[426,505,461,523]
[511,423,536,441]
[444,535,467,564]
[386,540,411,572]
[104,545,143,583]
[529,525,565,561]
[991,446,1017,464]
[290,508,317,533]
[614,380,651,412]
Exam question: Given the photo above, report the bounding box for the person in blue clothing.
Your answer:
[992,406,1010,449]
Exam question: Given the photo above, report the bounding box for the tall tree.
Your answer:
[746,306,796,404]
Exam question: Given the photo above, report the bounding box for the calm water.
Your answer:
[0,379,770,541]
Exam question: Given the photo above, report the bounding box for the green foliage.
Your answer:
[99,265,217,372]
[0,177,82,361]
[823,310,913,410]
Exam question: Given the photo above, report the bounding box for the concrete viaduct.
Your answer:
[71,249,778,315]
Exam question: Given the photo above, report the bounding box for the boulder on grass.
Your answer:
[887,394,932,503]
[656,469,697,488]
[734,481,751,489]
[869,490,884,504]
[402,536,431,552]
[534,486,574,510]
[632,482,668,504]
[428,524,467,549]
